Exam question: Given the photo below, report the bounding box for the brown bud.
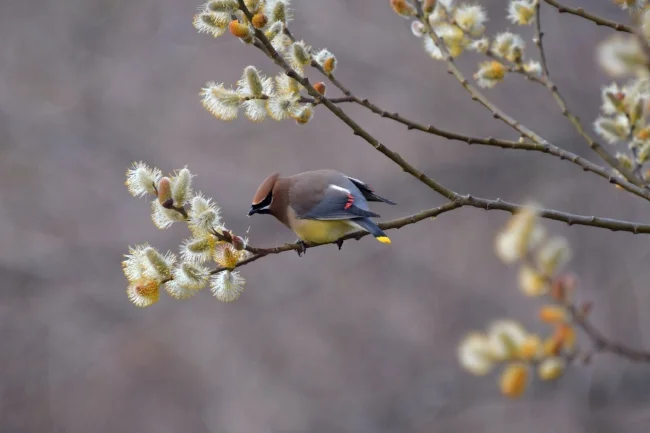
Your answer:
[423,0,436,13]
[313,82,326,95]
[553,323,576,351]
[229,20,251,38]
[222,230,234,243]
[157,177,172,206]
[542,336,562,357]
[539,305,567,324]
[232,235,246,251]
[550,279,566,303]
[251,13,268,29]
[550,274,576,303]
[580,301,593,318]
[390,0,416,17]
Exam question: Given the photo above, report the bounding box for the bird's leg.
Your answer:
[295,239,308,257]
[335,238,344,250]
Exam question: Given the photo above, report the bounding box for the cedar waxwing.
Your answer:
[248,169,396,251]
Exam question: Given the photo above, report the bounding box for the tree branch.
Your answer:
[284,16,650,201]
[568,304,650,362]
[534,2,551,78]
[529,3,645,187]
[204,195,650,278]
[231,0,650,238]
[325,83,650,202]
[413,1,644,187]
[542,0,634,33]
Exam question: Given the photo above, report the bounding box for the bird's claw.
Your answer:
[295,240,308,257]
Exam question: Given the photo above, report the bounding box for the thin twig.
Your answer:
[211,201,462,272]
[413,1,644,187]
[245,21,459,200]
[530,3,645,187]
[207,196,650,274]
[542,0,634,33]
[327,80,650,201]
[535,2,551,78]
[568,304,650,362]
[299,96,355,104]
[235,0,650,234]
[522,257,650,364]
[285,19,650,201]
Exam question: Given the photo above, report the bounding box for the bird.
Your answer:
[248,169,396,255]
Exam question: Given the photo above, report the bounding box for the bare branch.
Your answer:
[568,304,650,362]
[326,86,650,202]
[209,197,650,275]
[534,2,551,78]
[413,1,644,187]
[542,0,634,33]
[529,3,645,187]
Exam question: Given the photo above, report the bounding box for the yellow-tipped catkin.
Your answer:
[244,66,265,97]
[252,13,268,29]
[423,0,436,13]
[518,265,548,296]
[207,0,238,12]
[210,270,246,302]
[458,332,494,375]
[125,161,162,198]
[518,334,542,361]
[474,61,506,88]
[539,305,568,324]
[494,206,541,263]
[271,1,287,23]
[507,0,536,26]
[229,20,251,38]
[171,168,192,206]
[291,41,311,66]
[487,320,528,361]
[292,105,314,125]
[536,236,572,276]
[245,0,260,13]
[214,243,248,268]
[144,247,174,280]
[538,357,566,381]
[499,363,528,399]
[127,278,160,307]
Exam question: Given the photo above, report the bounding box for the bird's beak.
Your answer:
[247,206,256,216]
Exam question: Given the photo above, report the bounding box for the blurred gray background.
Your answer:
[3,0,650,431]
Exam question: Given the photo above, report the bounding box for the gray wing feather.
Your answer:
[289,170,378,220]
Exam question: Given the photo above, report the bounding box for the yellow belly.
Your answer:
[290,218,356,244]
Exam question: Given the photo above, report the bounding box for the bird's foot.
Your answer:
[336,238,344,250]
[295,240,308,257]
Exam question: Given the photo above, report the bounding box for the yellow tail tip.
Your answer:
[376,236,391,244]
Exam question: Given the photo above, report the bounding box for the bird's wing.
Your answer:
[345,176,397,205]
[290,173,379,220]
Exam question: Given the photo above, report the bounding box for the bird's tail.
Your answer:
[352,217,391,244]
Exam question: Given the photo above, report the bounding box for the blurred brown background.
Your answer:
[3,0,650,431]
